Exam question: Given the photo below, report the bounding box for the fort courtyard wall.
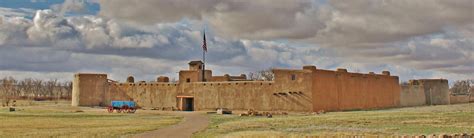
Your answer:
[186,81,299,111]
[100,81,312,111]
[105,82,179,108]
[271,69,313,111]
[418,79,450,105]
[400,84,426,107]
[450,95,470,104]
[471,89,474,102]
[101,68,314,111]
[311,68,400,111]
[72,61,465,112]
[73,65,402,112]
[399,79,453,106]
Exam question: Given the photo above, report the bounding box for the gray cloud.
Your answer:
[96,0,474,76]
[96,0,473,42]
[1,0,473,82]
[0,46,184,81]
[1,9,334,81]
[97,0,324,39]
[50,0,87,16]
[314,0,473,46]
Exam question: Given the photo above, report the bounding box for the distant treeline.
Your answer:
[450,80,473,95]
[0,77,72,106]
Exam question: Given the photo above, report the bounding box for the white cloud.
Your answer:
[50,0,87,16]
[1,0,473,82]
[97,0,324,40]
[0,7,35,18]
[96,0,473,42]
[94,0,474,77]
[0,8,332,82]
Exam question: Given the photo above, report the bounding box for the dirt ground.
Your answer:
[0,101,182,137]
[1,100,210,137]
[133,111,209,138]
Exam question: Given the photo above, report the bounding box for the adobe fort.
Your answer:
[72,61,471,112]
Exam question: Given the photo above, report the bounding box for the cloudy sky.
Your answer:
[0,0,472,82]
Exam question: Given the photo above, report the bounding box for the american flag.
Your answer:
[202,31,207,52]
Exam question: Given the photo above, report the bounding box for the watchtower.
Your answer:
[188,61,203,71]
[72,73,108,106]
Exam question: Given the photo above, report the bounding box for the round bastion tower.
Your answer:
[72,73,108,106]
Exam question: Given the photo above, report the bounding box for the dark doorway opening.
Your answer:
[183,98,194,111]
[177,96,194,111]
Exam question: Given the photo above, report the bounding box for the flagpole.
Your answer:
[202,31,206,82]
[202,43,205,82]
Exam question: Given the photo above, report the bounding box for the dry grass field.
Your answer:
[195,103,474,137]
[0,100,182,137]
[2,101,473,137]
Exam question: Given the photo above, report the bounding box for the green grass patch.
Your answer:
[195,103,474,137]
[0,101,182,137]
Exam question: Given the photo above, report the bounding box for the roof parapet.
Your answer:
[337,68,348,72]
[303,65,317,72]
[127,75,134,83]
[382,71,390,76]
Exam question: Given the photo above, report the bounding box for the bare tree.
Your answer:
[63,81,73,99]
[32,79,43,98]
[0,79,4,106]
[19,78,33,96]
[44,79,59,103]
[248,68,275,81]
[0,77,17,106]
[18,78,35,105]
[0,77,73,103]
[450,80,473,95]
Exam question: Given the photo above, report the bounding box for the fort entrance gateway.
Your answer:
[177,96,194,111]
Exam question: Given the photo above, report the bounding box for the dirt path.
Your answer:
[134,112,209,138]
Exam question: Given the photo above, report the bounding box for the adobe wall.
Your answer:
[418,79,450,105]
[101,82,312,111]
[71,73,108,106]
[178,71,200,83]
[209,74,247,82]
[468,87,474,102]
[471,89,474,102]
[103,69,314,111]
[209,76,229,82]
[229,74,247,80]
[271,69,313,111]
[181,82,274,110]
[73,65,408,112]
[179,70,212,83]
[449,95,470,104]
[104,82,179,108]
[184,81,310,111]
[311,69,400,111]
[400,84,426,107]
